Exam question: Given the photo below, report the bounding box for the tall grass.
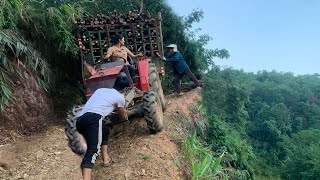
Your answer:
[182,133,227,180]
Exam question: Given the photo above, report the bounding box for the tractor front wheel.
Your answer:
[149,63,166,111]
[143,91,164,134]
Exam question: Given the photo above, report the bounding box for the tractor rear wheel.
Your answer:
[65,106,87,156]
[143,91,164,134]
[149,63,166,111]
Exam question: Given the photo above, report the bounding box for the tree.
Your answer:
[203,68,320,178]
[280,129,320,180]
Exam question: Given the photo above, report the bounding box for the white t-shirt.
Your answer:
[79,88,125,117]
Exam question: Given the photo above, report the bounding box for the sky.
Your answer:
[167,0,320,75]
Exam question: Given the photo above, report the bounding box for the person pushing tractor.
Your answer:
[75,75,130,180]
[157,44,201,96]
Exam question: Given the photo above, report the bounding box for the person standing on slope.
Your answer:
[157,44,201,96]
[76,75,130,180]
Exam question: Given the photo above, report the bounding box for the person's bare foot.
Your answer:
[103,156,111,164]
[103,157,113,167]
[101,145,111,166]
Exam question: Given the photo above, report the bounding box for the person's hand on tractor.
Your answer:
[133,53,143,59]
[117,107,128,121]
[156,52,166,61]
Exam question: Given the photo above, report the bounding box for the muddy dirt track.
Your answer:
[0,90,201,180]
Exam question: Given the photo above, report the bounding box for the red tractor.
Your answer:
[65,58,166,155]
[84,57,166,131]
[65,11,167,155]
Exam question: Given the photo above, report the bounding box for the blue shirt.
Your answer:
[164,51,189,74]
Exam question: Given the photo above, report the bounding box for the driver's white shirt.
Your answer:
[79,88,125,117]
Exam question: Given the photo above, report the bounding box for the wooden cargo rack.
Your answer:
[75,12,164,67]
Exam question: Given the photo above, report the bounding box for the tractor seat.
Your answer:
[99,61,125,69]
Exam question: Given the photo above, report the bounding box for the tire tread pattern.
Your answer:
[143,91,164,134]
[64,106,87,156]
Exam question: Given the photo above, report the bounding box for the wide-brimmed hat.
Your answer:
[166,44,178,52]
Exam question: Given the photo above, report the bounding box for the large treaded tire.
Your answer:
[143,91,164,134]
[65,106,87,156]
[149,63,166,111]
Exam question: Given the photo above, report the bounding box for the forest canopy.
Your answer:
[203,68,320,179]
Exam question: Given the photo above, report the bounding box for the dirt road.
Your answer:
[0,90,201,180]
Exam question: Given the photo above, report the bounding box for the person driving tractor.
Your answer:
[157,44,201,96]
[76,75,130,180]
[104,34,143,80]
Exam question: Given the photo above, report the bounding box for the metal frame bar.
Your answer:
[147,27,154,60]
[140,28,145,53]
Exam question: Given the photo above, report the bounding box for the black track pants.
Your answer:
[76,112,109,169]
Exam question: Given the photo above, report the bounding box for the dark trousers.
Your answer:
[126,65,136,80]
[76,112,109,169]
[173,68,200,93]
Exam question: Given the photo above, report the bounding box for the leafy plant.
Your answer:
[182,133,226,180]
[0,73,14,111]
[0,0,84,111]
[0,30,51,109]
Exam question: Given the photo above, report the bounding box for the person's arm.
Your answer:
[117,95,127,120]
[126,47,143,58]
[104,47,113,59]
[118,107,127,120]
[156,52,166,61]
[156,52,180,62]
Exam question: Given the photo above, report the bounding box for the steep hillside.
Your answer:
[0,90,201,179]
[0,70,55,145]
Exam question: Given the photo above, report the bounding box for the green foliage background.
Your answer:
[203,68,320,179]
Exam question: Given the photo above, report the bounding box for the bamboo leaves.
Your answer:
[0,0,26,29]
[0,0,83,111]
[0,72,14,111]
[0,30,51,110]
[46,6,78,54]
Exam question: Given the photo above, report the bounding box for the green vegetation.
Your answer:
[203,68,320,179]
[178,104,227,179]
[182,132,226,180]
[0,0,83,111]
[2,1,318,179]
